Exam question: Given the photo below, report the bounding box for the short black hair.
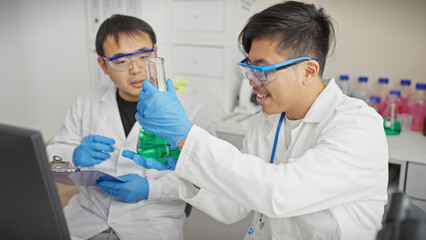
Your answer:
[95,14,157,57]
[239,1,335,76]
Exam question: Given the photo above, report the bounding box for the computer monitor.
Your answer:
[0,123,70,239]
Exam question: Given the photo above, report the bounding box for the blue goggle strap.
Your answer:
[238,56,312,72]
[102,47,155,61]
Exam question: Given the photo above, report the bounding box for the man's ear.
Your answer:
[302,60,319,85]
[154,45,158,57]
[97,57,109,75]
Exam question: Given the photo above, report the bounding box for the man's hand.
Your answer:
[122,150,177,171]
[73,135,115,167]
[96,174,149,202]
[136,79,193,147]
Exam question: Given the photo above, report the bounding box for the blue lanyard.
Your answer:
[259,112,285,229]
[269,112,285,164]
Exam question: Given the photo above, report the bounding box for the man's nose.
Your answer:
[249,79,262,87]
[129,61,144,75]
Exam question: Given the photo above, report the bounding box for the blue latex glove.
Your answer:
[72,135,115,167]
[95,174,149,202]
[136,79,193,147]
[122,150,177,171]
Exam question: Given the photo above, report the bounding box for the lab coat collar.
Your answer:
[302,78,341,123]
[262,78,341,148]
[98,84,127,141]
[263,78,341,124]
[264,113,284,157]
[99,83,116,104]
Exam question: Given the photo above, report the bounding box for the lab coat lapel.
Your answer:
[285,78,342,159]
[98,85,126,142]
[303,78,340,123]
[127,122,141,145]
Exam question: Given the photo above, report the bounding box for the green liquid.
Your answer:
[383,119,401,135]
[137,129,180,163]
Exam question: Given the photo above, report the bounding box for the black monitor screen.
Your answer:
[0,123,70,239]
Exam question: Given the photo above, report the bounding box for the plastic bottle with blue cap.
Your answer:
[375,77,389,115]
[354,76,370,103]
[399,79,412,113]
[369,96,381,113]
[398,79,413,131]
[338,74,353,97]
[409,83,426,132]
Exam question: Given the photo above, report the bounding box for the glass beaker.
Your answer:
[146,57,167,91]
[136,57,180,163]
[383,90,402,135]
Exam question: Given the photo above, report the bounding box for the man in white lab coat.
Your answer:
[46,15,215,240]
[124,1,389,240]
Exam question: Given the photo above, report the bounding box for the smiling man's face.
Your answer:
[98,31,156,102]
[247,37,304,115]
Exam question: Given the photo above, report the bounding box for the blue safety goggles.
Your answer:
[238,56,312,84]
[102,47,155,61]
[102,47,156,72]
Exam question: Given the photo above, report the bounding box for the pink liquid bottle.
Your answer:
[376,77,389,115]
[399,79,412,114]
[368,96,381,113]
[398,79,413,131]
[409,83,426,132]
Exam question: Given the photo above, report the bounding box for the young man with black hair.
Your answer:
[126,1,389,239]
[47,14,215,240]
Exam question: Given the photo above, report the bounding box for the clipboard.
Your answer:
[50,155,124,186]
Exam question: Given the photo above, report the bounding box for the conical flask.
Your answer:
[136,57,180,163]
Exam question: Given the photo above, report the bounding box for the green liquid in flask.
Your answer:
[383,119,401,135]
[137,129,180,163]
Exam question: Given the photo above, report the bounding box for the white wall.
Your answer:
[260,0,426,90]
[0,1,27,128]
[0,0,91,141]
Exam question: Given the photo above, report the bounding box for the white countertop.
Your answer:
[386,131,426,165]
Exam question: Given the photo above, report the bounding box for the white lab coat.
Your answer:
[176,79,388,240]
[46,84,215,240]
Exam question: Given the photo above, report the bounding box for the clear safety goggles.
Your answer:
[102,46,155,72]
[238,56,313,84]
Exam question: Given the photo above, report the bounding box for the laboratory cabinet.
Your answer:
[166,0,259,115]
[402,162,426,210]
[214,122,426,213]
[172,45,225,77]
[171,1,225,32]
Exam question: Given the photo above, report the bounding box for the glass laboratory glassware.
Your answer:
[136,57,181,163]
[383,90,402,135]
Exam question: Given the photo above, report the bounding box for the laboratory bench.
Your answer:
[386,131,426,212]
[213,121,426,212]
